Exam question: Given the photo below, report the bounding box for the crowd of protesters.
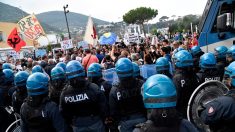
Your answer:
[1,31,235,132]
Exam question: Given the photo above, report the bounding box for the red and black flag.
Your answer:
[7,27,26,52]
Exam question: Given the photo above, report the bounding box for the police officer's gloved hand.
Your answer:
[197,103,206,117]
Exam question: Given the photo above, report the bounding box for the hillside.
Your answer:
[0,2,61,33]
[0,2,28,23]
[36,11,110,31]
[0,2,110,33]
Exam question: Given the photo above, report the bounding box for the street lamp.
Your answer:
[63,4,71,39]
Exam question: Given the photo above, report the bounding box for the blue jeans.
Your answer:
[119,115,146,132]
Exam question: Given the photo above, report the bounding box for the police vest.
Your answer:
[62,82,101,117]
[12,91,27,113]
[174,71,200,118]
[99,79,112,100]
[22,99,55,132]
[197,69,221,83]
[0,85,12,106]
[114,79,146,117]
[49,85,65,105]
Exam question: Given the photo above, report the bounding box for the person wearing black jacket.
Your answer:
[109,58,146,132]
[20,72,67,132]
[60,60,107,132]
[173,50,200,118]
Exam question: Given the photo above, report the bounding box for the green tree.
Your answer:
[167,14,200,34]
[151,28,158,35]
[123,7,158,37]
[46,44,52,52]
[159,16,169,22]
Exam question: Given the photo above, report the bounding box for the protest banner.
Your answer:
[7,27,26,52]
[60,39,73,49]
[17,14,45,41]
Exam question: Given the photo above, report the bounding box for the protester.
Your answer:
[82,49,99,71]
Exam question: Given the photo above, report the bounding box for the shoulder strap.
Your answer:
[85,54,92,70]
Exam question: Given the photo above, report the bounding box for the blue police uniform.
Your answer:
[49,67,67,105]
[20,72,67,132]
[197,53,221,83]
[60,60,107,132]
[12,91,27,113]
[173,50,200,118]
[60,83,107,132]
[200,61,235,132]
[155,57,172,79]
[12,71,29,113]
[215,46,228,80]
[191,46,204,73]
[109,58,146,132]
[87,63,118,132]
[0,68,8,132]
[21,98,67,132]
[0,69,15,131]
[226,45,235,64]
[200,95,235,132]
[87,63,112,100]
[109,78,146,131]
[133,74,198,132]
[132,62,145,81]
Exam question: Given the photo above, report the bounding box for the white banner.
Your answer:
[17,14,45,40]
[124,33,140,45]
[60,39,73,49]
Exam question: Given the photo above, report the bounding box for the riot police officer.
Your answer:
[190,46,204,73]
[109,58,146,132]
[226,45,235,64]
[197,53,221,83]
[155,57,172,78]
[20,72,67,132]
[32,65,44,73]
[60,60,107,132]
[133,74,198,132]
[87,63,111,101]
[12,71,29,113]
[87,63,117,132]
[56,62,66,71]
[199,61,235,132]
[32,65,50,79]
[173,50,200,118]
[132,62,144,80]
[214,46,228,79]
[2,63,12,70]
[0,68,14,131]
[49,67,66,105]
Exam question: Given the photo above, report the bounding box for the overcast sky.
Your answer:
[1,0,207,23]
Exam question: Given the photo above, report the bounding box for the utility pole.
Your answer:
[63,4,71,39]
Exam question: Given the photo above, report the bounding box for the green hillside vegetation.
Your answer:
[0,2,109,33]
